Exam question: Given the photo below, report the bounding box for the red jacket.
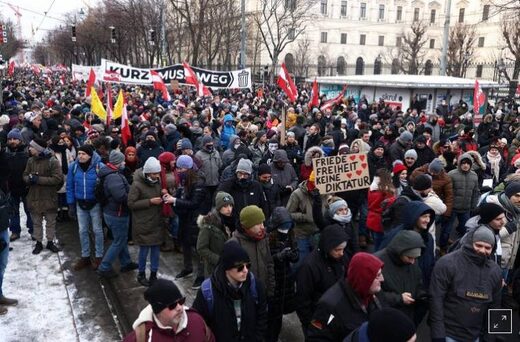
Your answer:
[366,190,395,233]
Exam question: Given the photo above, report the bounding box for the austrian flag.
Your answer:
[277,63,298,102]
[182,61,211,97]
[150,70,172,102]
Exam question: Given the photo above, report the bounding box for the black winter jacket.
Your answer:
[217,177,268,217]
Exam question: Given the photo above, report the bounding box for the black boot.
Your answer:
[137,272,150,287]
[46,241,60,253]
[149,271,158,285]
[32,241,43,255]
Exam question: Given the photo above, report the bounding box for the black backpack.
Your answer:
[381,195,411,231]
[94,174,109,207]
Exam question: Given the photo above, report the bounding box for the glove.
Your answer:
[505,221,518,234]
[274,247,292,262]
[288,247,299,263]
[29,174,39,185]
[68,205,77,220]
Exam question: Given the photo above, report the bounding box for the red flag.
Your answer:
[106,83,113,126]
[8,61,15,76]
[150,70,172,101]
[310,78,319,108]
[182,61,211,97]
[473,80,485,114]
[277,63,298,102]
[121,98,131,146]
[86,68,96,97]
[516,83,520,95]
[320,85,347,112]
[59,74,66,85]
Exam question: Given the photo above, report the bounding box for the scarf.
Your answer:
[486,151,502,182]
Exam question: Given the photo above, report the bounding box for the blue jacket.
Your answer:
[98,164,130,217]
[379,201,436,287]
[220,114,236,150]
[66,153,104,204]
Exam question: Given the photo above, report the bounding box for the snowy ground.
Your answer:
[0,218,120,342]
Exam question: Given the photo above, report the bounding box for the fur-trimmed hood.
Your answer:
[304,146,324,166]
[465,150,486,171]
[197,210,222,227]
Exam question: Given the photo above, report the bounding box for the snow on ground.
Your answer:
[0,222,118,341]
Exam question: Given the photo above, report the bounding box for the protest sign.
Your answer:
[312,153,370,194]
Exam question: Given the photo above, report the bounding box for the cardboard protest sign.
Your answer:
[312,153,370,194]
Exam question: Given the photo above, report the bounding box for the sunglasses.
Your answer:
[167,297,186,310]
[234,262,251,272]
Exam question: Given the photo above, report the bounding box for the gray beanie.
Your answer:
[143,157,161,174]
[404,149,418,160]
[328,199,348,217]
[215,192,234,210]
[428,158,444,174]
[472,226,496,247]
[109,150,125,165]
[400,131,413,143]
[236,158,253,175]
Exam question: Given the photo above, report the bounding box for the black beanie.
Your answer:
[412,174,432,191]
[143,279,183,314]
[505,181,520,198]
[367,308,416,342]
[258,163,271,176]
[478,203,505,224]
[220,241,250,270]
[77,144,94,157]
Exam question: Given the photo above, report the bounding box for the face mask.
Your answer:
[420,192,429,198]
[333,212,352,223]
[268,144,278,153]
[277,228,290,234]
[206,145,214,152]
[146,176,158,183]
[400,179,408,187]
[238,178,251,187]
[234,143,241,149]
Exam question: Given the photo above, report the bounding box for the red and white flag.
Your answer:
[106,83,113,126]
[320,85,347,112]
[86,68,96,97]
[473,80,485,114]
[182,61,211,97]
[120,97,131,146]
[150,70,172,101]
[310,78,319,108]
[60,74,66,85]
[8,61,15,76]
[277,63,298,102]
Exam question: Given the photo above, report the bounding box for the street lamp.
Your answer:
[109,26,116,44]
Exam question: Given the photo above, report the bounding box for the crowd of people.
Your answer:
[0,66,519,341]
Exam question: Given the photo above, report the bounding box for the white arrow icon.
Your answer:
[493,323,499,329]
[502,315,507,320]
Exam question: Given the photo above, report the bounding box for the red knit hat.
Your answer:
[347,252,384,306]
[392,161,407,175]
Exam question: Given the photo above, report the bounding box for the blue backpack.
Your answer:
[201,272,258,314]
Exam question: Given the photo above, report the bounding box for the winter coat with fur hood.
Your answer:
[300,146,323,181]
[196,210,232,277]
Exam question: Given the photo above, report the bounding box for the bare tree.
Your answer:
[0,18,24,60]
[447,24,477,77]
[254,0,317,80]
[501,12,520,96]
[390,21,428,75]
[293,35,312,77]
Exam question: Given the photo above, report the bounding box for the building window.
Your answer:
[341,33,347,44]
[360,34,366,45]
[288,28,295,40]
[320,32,328,43]
[414,8,420,21]
[285,0,296,11]
[478,37,485,47]
[355,57,364,75]
[429,39,435,49]
[374,57,382,74]
[430,9,436,24]
[337,56,346,75]
[378,35,385,46]
[360,3,367,18]
[425,60,433,75]
[379,5,385,20]
[396,6,403,21]
[391,58,400,74]
[341,1,347,17]
[476,64,483,78]
[459,8,465,23]
[482,5,490,21]
[320,0,327,15]
[396,36,402,47]
[318,55,327,76]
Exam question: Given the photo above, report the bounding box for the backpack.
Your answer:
[94,174,109,207]
[201,272,258,314]
[381,195,410,231]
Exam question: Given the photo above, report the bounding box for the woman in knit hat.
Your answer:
[392,160,408,196]
[196,192,236,277]
[367,168,397,250]
[158,152,178,252]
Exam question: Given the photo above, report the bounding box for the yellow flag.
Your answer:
[90,87,106,121]
[112,89,124,120]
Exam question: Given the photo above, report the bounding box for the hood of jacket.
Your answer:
[386,230,425,261]
[401,201,436,230]
[318,224,348,255]
[457,152,474,172]
[198,209,222,227]
[132,304,189,334]
[227,134,239,149]
[224,114,235,123]
[304,146,324,166]
[98,163,119,178]
[269,206,293,232]
[465,150,486,171]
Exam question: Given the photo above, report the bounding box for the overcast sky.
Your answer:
[1,0,99,43]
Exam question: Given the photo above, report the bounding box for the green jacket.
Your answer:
[196,211,231,277]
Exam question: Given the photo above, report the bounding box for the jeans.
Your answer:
[372,231,384,251]
[77,203,104,258]
[169,216,179,239]
[440,211,470,248]
[0,229,9,297]
[9,194,33,235]
[98,214,131,272]
[293,236,317,272]
[138,245,160,272]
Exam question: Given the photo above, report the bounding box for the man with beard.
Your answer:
[257,163,281,220]
[137,131,164,168]
[429,227,502,342]
[124,279,215,341]
[5,129,33,241]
